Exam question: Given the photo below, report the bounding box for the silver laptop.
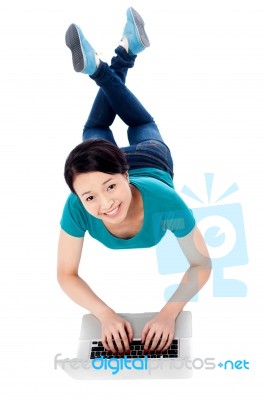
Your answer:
[56,311,192,379]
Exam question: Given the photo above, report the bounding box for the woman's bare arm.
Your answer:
[57,229,133,353]
[160,225,212,317]
[57,229,113,319]
[141,226,212,352]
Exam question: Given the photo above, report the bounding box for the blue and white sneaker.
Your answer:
[123,7,150,55]
[65,24,97,75]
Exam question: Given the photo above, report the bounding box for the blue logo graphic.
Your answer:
[92,356,148,375]
[217,359,250,370]
[156,173,249,300]
[54,354,149,375]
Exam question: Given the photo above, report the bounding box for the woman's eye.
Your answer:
[107,184,116,191]
[86,196,94,202]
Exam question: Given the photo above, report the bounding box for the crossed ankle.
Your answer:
[118,37,129,53]
[95,52,100,68]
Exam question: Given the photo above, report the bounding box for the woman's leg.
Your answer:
[83,46,136,143]
[65,9,173,175]
[89,61,174,176]
[66,7,150,144]
[90,61,163,143]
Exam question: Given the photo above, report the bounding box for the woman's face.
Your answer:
[73,171,132,225]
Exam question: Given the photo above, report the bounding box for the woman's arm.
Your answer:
[57,229,112,317]
[57,229,133,353]
[141,226,212,351]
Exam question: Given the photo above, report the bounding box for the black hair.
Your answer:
[64,139,129,193]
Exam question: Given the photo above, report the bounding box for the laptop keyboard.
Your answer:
[90,339,179,359]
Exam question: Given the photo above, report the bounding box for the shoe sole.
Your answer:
[65,24,84,72]
[130,7,150,48]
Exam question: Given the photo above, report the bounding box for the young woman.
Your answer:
[58,7,212,356]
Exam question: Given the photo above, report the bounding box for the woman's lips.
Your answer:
[103,203,121,217]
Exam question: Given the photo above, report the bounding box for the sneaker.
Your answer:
[123,7,150,55]
[65,24,97,75]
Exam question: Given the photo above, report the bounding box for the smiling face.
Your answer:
[73,171,133,225]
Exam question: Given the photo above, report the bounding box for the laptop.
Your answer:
[56,311,192,379]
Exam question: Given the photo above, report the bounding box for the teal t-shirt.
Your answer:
[60,168,196,249]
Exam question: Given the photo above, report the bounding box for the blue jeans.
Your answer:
[83,46,174,177]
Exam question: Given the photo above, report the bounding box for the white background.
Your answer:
[0,0,265,397]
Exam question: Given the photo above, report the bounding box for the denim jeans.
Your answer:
[82,46,174,177]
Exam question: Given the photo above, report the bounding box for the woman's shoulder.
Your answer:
[62,192,90,220]
[129,167,174,188]
[129,168,192,211]
[64,192,84,208]
[130,169,185,207]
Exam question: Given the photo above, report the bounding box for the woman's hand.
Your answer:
[141,312,176,353]
[99,309,134,355]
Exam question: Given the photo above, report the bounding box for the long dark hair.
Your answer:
[64,139,129,193]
